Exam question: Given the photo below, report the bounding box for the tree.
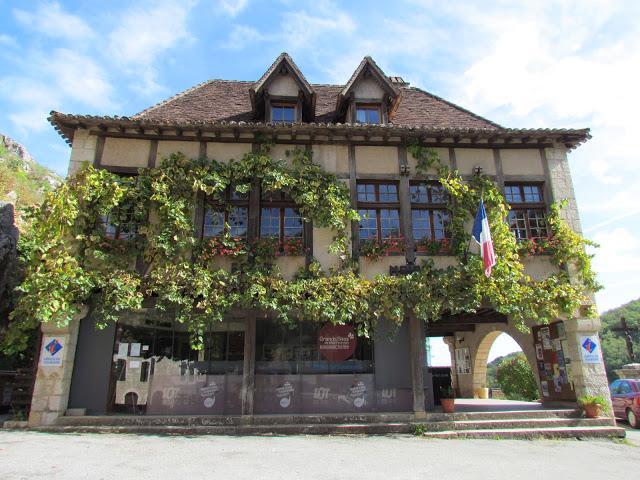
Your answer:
[600,298,640,381]
[496,353,539,401]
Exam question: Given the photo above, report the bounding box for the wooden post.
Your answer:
[241,315,256,416]
[348,143,359,259]
[397,145,415,264]
[409,314,426,417]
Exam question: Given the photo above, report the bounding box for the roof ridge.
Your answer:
[406,86,504,129]
[134,79,218,118]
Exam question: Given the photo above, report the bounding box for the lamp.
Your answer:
[473,166,483,176]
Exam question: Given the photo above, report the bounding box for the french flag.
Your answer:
[472,199,496,277]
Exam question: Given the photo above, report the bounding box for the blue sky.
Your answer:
[1,0,638,358]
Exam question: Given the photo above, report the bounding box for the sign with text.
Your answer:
[318,324,356,362]
[40,337,64,366]
[579,334,602,364]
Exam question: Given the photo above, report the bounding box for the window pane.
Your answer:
[412,209,431,240]
[260,207,280,237]
[230,187,248,201]
[272,105,295,123]
[357,183,376,202]
[283,208,303,238]
[366,108,380,124]
[356,107,380,124]
[380,209,400,239]
[433,210,449,240]
[358,209,378,239]
[410,184,428,203]
[523,185,542,203]
[527,209,548,239]
[228,207,248,238]
[505,186,523,203]
[378,183,398,202]
[508,210,528,240]
[203,207,224,238]
[430,185,448,204]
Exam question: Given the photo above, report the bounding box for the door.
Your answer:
[618,381,634,416]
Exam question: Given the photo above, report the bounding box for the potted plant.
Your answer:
[440,386,456,413]
[474,384,489,400]
[577,395,609,418]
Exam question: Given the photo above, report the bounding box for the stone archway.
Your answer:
[446,320,540,398]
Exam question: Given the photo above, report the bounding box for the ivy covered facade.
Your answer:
[22,53,611,425]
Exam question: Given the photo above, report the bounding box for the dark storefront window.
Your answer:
[109,319,244,416]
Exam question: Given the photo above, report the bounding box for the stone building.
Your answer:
[30,53,609,427]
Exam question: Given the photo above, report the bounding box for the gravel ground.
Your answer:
[0,430,639,480]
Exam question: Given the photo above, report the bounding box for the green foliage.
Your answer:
[486,351,523,388]
[495,353,539,401]
[600,298,640,380]
[2,145,600,354]
[577,394,610,413]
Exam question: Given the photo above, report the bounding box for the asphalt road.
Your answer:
[0,429,639,480]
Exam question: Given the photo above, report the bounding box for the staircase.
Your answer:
[35,408,624,439]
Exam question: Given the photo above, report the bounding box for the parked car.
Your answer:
[609,379,640,428]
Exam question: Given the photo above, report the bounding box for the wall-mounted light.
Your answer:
[473,166,483,176]
[399,164,410,176]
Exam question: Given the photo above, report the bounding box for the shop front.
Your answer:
[67,310,418,417]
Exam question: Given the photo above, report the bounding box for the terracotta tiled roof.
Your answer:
[134,79,500,130]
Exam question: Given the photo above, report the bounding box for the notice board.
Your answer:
[531,321,576,402]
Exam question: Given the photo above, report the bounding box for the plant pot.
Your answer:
[441,398,455,413]
[474,387,489,399]
[583,404,601,418]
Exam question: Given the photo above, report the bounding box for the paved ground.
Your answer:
[0,429,638,480]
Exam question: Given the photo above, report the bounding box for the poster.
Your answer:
[553,339,562,352]
[579,334,601,364]
[541,381,549,397]
[455,347,471,374]
[117,342,129,359]
[40,337,64,366]
[130,343,142,357]
[540,327,552,350]
[557,322,566,339]
[535,344,544,360]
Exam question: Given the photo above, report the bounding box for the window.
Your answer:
[260,190,304,254]
[101,207,138,240]
[271,103,296,123]
[505,183,548,241]
[355,104,381,124]
[357,182,401,242]
[203,187,249,239]
[410,182,450,250]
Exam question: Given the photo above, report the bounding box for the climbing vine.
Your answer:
[1,140,600,354]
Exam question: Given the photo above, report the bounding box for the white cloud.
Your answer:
[591,227,640,275]
[223,25,270,50]
[282,8,355,49]
[107,0,196,95]
[0,34,18,48]
[0,49,116,135]
[216,0,249,17]
[13,1,94,41]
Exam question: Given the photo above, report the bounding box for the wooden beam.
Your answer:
[241,315,256,416]
[409,315,426,417]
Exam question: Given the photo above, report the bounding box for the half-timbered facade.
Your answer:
[29,53,610,426]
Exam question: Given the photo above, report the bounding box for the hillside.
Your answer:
[0,134,61,229]
[486,351,522,388]
[600,298,640,380]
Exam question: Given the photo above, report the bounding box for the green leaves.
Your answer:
[1,145,599,354]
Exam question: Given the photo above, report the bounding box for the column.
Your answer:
[29,309,86,426]
[409,315,426,417]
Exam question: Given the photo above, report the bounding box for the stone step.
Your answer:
[420,426,626,440]
[55,409,581,428]
[35,419,625,438]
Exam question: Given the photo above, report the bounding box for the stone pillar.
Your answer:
[544,145,611,410]
[408,315,426,417]
[563,316,613,410]
[28,310,85,426]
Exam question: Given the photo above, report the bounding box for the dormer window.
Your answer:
[271,103,296,123]
[356,104,381,124]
